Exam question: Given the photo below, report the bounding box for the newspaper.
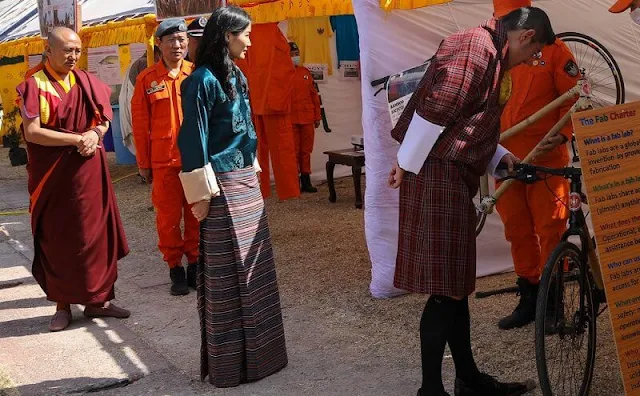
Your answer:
[385,60,432,128]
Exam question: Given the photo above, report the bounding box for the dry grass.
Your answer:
[0,148,624,395]
[155,0,221,19]
[103,152,623,395]
[0,150,27,181]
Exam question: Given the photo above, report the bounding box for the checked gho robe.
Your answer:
[391,18,511,297]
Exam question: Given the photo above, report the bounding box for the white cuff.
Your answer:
[178,163,221,204]
[488,144,510,179]
[397,111,444,174]
[253,157,262,173]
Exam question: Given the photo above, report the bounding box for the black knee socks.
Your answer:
[419,295,457,394]
[447,296,481,384]
[420,296,481,393]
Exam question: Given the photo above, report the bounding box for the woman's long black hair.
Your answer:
[195,5,251,99]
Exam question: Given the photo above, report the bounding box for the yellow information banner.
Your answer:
[572,101,640,395]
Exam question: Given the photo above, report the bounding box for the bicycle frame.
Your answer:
[476,71,593,215]
[562,173,605,291]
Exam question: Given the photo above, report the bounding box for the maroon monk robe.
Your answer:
[16,67,129,305]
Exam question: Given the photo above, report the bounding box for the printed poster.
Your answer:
[305,63,328,84]
[129,43,147,63]
[572,101,640,395]
[28,55,44,69]
[37,0,81,39]
[385,60,431,128]
[88,46,121,105]
[340,61,360,80]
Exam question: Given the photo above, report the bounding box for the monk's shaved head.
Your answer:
[46,27,82,75]
[48,27,81,49]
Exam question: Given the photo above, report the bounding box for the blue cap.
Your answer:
[155,18,188,39]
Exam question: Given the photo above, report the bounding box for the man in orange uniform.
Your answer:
[236,23,300,201]
[290,42,321,193]
[609,0,640,20]
[131,19,198,296]
[493,0,580,330]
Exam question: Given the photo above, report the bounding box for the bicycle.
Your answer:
[474,32,625,235]
[496,163,607,396]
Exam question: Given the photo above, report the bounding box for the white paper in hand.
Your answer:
[397,111,444,174]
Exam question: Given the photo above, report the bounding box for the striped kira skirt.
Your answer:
[198,166,288,387]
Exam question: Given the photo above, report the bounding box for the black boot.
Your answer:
[300,174,318,193]
[170,266,189,296]
[498,278,538,330]
[454,373,532,396]
[187,263,197,290]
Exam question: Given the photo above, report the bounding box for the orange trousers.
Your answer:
[254,114,301,200]
[151,167,200,268]
[495,175,569,283]
[292,123,315,175]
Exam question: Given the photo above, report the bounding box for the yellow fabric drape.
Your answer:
[380,0,452,11]
[0,61,28,136]
[0,15,158,137]
[119,45,132,77]
[241,0,354,24]
[237,0,453,23]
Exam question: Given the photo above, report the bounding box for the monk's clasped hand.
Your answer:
[76,130,100,157]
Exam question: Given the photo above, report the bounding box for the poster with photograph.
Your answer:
[38,0,81,39]
[340,61,360,80]
[129,43,147,63]
[28,54,44,69]
[386,60,432,127]
[88,46,122,105]
[305,64,328,84]
[155,0,221,20]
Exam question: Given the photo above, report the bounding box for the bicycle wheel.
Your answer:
[535,241,597,396]
[557,32,625,107]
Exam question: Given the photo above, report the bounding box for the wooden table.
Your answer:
[323,148,365,209]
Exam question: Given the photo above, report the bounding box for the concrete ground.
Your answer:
[1,176,429,396]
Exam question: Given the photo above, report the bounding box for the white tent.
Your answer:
[0,0,37,39]
[1,0,155,41]
[354,0,640,298]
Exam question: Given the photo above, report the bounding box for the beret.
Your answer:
[187,16,208,37]
[156,18,188,38]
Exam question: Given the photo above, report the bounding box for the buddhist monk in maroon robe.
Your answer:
[16,27,130,332]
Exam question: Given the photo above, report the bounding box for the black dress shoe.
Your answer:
[454,373,533,396]
[169,266,189,296]
[187,263,197,289]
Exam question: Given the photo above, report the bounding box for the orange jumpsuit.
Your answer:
[131,60,199,269]
[291,66,321,175]
[236,23,300,201]
[496,39,580,283]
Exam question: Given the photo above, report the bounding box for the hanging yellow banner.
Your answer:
[236,0,451,24]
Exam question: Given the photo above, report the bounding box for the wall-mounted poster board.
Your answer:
[87,46,121,105]
[155,0,221,20]
[572,101,640,395]
[37,0,81,39]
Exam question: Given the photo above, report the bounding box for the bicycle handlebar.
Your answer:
[371,76,389,87]
[497,163,582,182]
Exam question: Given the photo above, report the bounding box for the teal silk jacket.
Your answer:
[178,65,257,173]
